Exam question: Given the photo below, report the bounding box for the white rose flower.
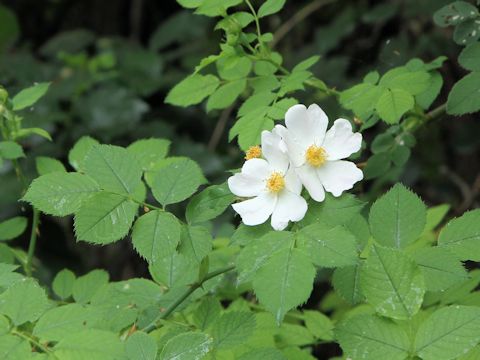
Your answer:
[276,104,363,202]
[228,130,308,231]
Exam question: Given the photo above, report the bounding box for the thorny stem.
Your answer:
[25,208,40,277]
[142,265,235,333]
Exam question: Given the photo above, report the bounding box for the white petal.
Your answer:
[285,104,314,147]
[242,158,271,180]
[271,191,308,230]
[228,173,264,197]
[284,167,302,195]
[275,125,306,167]
[322,118,362,161]
[261,130,289,174]
[307,104,329,145]
[316,160,363,197]
[295,164,326,202]
[232,192,276,226]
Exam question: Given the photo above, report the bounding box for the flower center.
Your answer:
[266,172,285,193]
[305,145,327,167]
[245,145,262,160]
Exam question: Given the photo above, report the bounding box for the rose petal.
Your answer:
[261,130,289,174]
[232,192,276,226]
[316,160,363,197]
[295,164,326,202]
[228,173,264,197]
[322,118,362,161]
[271,190,308,230]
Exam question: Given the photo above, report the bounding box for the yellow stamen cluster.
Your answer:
[245,145,262,160]
[266,172,285,193]
[305,145,327,167]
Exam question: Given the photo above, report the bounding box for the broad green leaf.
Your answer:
[369,183,426,248]
[258,0,286,18]
[238,92,276,116]
[292,56,320,72]
[149,252,196,288]
[297,223,358,268]
[424,204,450,232]
[52,269,76,299]
[415,306,480,360]
[178,225,212,263]
[127,138,170,171]
[84,144,143,194]
[253,246,315,322]
[267,98,298,120]
[303,310,334,340]
[0,217,27,241]
[15,127,52,141]
[165,74,220,107]
[340,83,382,120]
[447,72,480,115]
[434,1,479,27]
[195,0,242,17]
[217,56,252,80]
[192,297,222,331]
[35,156,66,175]
[416,71,443,109]
[230,222,271,246]
[132,210,181,263]
[375,88,414,124]
[0,335,31,359]
[0,278,49,325]
[413,247,468,292]
[210,311,256,349]
[159,332,213,360]
[176,0,203,9]
[12,82,50,111]
[74,192,138,244]
[73,269,109,304]
[230,108,273,150]
[148,157,206,206]
[238,348,287,360]
[277,323,314,347]
[380,69,431,95]
[0,141,24,160]
[125,331,158,360]
[206,79,246,111]
[185,183,235,224]
[459,43,480,71]
[0,5,19,51]
[438,209,480,261]
[53,329,124,360]
[454,19,480,46]
[336,314,410,360]
[68,136,99,172]
[332,264,364,305]
[23,173,100,216]
[33,304,97,341]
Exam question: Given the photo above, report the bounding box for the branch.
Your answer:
[208,105,235,151]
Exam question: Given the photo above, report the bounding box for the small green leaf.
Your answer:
[192,297,222,331]
[159,332,213,360]
[52,269,76,299]
[0,141,24,160]
[0,335,31,359]
[73,269,109,304]
[179,225,212,263]
[11,82,50,111]
[210,312,256,349]
[127,138,170,171]
[332,264,364,305]
[207,79,246,111]
[303,310,333,340]
[165,74,220,107]
[375,88,414,124]
[149,252,197,288]
[68,136,99,172]
[35,156,66,175]
[447,72,480,115]
[258,0,286,18]
[0,217,27,241]
[185,183,235,224]
[125,331,158,360]
[459,42,480,71]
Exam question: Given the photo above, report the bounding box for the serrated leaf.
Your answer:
[185,183,234,224]
[0,335,31,359]
[179,225,212,263]
[253,246,315,323]
[206,79,246,111]
[84,144,143,195]
[12,82,50,111]
[340,83,382,120]
[159,332,213,360]
[210,312,256,349]
[73,269,109,304]
[258,0,286,18]
[438,209,480,261]
[68,136,99,172]
[132,210,181,263]
[0,141,24,160]
[127,138,170,171]
[297,223,358,268]
[369,183,426,248]
[52,269,76,299]
[35,156,66,175]
[360,245,425,319]
[459,43,480,71]
[375,87,414,124]
[230,108,274,150]
[192,297,222,331]
[74,192,138,244]
[149,252,197,288]
[125,331,158,360]
[415,306,480,360]
[303,310,333,340]
[332,264,364,305]
[336,314,410,360]
[0,217,27,241]
[165,74,220,107]
[447,72,480,115]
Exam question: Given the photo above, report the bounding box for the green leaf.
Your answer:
[258,0,286,18]
[413,247,468,292]
[131,210,181,263]
[238,348,287,360]
[459,42,480,71]
[267,98,298,120]
[74,192,138,244]
[217,56,252,80]
[206,79,246,111]
[332,264,364,305]
[297,223,358,268]
[125,331,158,360]
[0,217,27,241]
[11,82,50,111]
[165,74,220,107]
[84,144,143,195]
[127,138,170,171]
[230,222,271,246]
[415,306,480,360]
[416,71,443,109]
[15,127,52,141]
[253,246,315,323]
[23,173,100,216]
[229,107,273,150]
[52,269,76,299]
[185,183,234,224]
[336,314,410,360]
[35,156,66,175]
[0,278,49,325]
[0,5,19,51]
[68,136,99,172]
[380,67,431,95]
[369,183,426,248]
[159,332,213,360]
[148,157,206,206]
[375,88,414,124]
[0,141,24,160]
[303,310,334,340]
[438,209,480,261]
[176,0,203,9]
[53,329,125,360]
[340,83,382,120]
[192,297,222,331]
[149,252,197,288]
[434,1,479,27]
[195,0,242,17]
[73,269,109,304]
[360,245,425,319]
[454,19,480,46]
[179,225,212,263]
[292,56,320,72]
[210,311,256,349]
[447,72,480,115]
[33,304,97,342]
[0,335,31,360]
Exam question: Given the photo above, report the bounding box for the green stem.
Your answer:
[426,103,447,122]
[143,265,235,333]
[11,329,54,355]
[245,0,263,50]
[26,207,40,277]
